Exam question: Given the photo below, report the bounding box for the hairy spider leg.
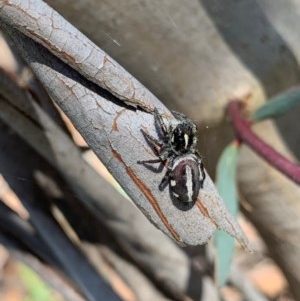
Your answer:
[171,110,197,126]
[171,110,189,121]
[154,108,168,136]
[158,161,174,191]
[140,128,162,151]
[158,145,173,161]
[194,149,202,158]
[137,158,162,164]
[137,129,163,164]
[158,170,171,191]
[138,128,172,160]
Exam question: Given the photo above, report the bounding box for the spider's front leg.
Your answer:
[137,128,171,163]
[137,128,162,160]
[171,110,188,121]
[154,108,169,136]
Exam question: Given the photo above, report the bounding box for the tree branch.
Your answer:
[227,100,300,185]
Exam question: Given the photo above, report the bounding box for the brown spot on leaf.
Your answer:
[196,198,217,227]
[112,150,180,241]
[112,109,125,132]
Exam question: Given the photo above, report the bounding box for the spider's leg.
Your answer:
[137,158,161,164]
[140,129,163,157]
[159,146,172,161]
[171,110,197,132]
[159,169,171,191]
[154,108,168,136]
[139,129,165,164]
[158,156,174,190]
[141,129,162,147]
[171,110,188,121]
[194,149,204,160]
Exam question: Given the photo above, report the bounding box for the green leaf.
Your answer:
[252,87,300,121]
[214,141,240,287]
[18,263,60,301]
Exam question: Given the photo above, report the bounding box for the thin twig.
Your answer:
[227,100,300,185]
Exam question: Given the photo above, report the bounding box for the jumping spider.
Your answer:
[138,108,205,204]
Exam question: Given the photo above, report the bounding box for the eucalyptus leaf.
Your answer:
[214,142,240,287]
[19,263,59,301]
[253,87,300,121]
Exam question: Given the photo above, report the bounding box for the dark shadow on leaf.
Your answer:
[18,31,137,112]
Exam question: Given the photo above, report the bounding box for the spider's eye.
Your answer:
[172,123,194,152]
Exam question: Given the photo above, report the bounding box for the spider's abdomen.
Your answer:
[169,154,204,203]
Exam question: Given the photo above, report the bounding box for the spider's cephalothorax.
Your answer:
[138,108,206,204]
[170,120,197,153]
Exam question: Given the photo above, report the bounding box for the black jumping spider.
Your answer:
[138,108,205,204]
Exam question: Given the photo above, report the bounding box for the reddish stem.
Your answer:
[227,100,300,185]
